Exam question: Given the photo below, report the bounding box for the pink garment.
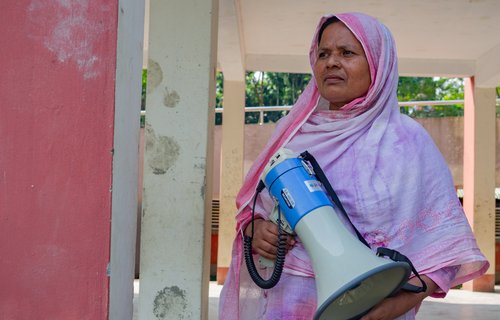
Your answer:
[219,12,489,320]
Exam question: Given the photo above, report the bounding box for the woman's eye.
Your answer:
[318,51,328,59]
[343,50,354,56]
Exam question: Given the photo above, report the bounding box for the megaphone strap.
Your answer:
[299,151,371,248]
[376,247,428,293]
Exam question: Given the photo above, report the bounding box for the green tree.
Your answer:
[140,69,148,127]
[244,72,310,124]
[215,72,224,125]
[397,77,464,117]
[497,87,500,117]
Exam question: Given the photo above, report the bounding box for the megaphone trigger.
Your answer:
[269,204,294,235]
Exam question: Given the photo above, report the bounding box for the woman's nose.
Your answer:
[326,54,340,68]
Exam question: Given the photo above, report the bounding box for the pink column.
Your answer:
[463,77,496,292]
[0,1,118,318]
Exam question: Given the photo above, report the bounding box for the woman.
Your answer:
[219,12,489,320]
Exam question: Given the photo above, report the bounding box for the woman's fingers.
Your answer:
[253,221,279,258]
[286,236,296,248]
[247,220,296,260]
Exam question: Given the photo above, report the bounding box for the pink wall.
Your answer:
[0,1,118,318]
[211,118,500,197]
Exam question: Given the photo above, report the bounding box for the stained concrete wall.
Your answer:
[139,0,218,319]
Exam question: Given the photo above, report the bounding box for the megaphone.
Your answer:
[246,148,412,320]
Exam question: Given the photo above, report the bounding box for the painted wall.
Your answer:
[210,117,500,198]
[0,1,119,318]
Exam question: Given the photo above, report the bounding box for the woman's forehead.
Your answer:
[318,22,363,48]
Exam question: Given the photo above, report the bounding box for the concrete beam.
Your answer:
[398,58,475,78]
[475,42,500,88]
[218,0,245,80]
[245,53,310,74]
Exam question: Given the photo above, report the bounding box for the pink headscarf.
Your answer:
[219,12,488,319]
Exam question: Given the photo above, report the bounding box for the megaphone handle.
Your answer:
[243,181,287,289]
[299,151,371,248]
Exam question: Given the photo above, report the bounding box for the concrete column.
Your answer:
[462,77,496,292]
[109,0,145,319]
[139,0,218,319]
[217,80,246,284]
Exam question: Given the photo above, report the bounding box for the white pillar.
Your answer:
[217,80,245,284]
[109,0,145,319]
[462,77,496,292]
[140,0,218,319]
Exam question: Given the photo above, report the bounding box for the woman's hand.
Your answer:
[244,219,296,260]
[360,275,437,320]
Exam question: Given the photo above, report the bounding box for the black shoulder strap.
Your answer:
[299,151,371,248]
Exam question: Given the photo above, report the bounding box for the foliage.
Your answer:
[397,77,465,118]
[215,72,224,125]
[215,71,311,125]
[244,72,311,106]
[497,87,500,117]
[160,70,500,126]
[244,72,311,124]
[140,69,147,127]
[231,72,471,123]
[142,69,148,110]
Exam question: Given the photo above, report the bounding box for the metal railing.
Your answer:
[214,99,500,125]
[141,99,500,125]
[215,106,292,125]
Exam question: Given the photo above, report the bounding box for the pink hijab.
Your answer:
[219,12,488,319]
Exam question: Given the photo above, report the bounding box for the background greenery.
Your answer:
[141,70,500,126]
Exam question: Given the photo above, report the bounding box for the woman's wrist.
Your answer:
[360,275,437,320]
[244,217,263,237]
[393,275,438,313]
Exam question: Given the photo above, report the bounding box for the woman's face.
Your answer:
[313,22,371,110]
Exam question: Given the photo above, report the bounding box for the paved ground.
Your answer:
[134,280,500,319]
[417,286,500,319]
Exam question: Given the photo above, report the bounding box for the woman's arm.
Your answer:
[360,275,438,320]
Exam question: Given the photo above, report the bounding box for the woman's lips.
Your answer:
[324,74,344,84]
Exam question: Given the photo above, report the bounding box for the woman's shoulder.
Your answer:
[395,114,434,143]
[382,114,441,161]
[391,114,449,167]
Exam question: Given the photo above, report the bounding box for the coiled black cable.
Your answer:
[243,181,288,289]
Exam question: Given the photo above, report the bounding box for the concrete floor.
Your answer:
[133,280,500,319]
